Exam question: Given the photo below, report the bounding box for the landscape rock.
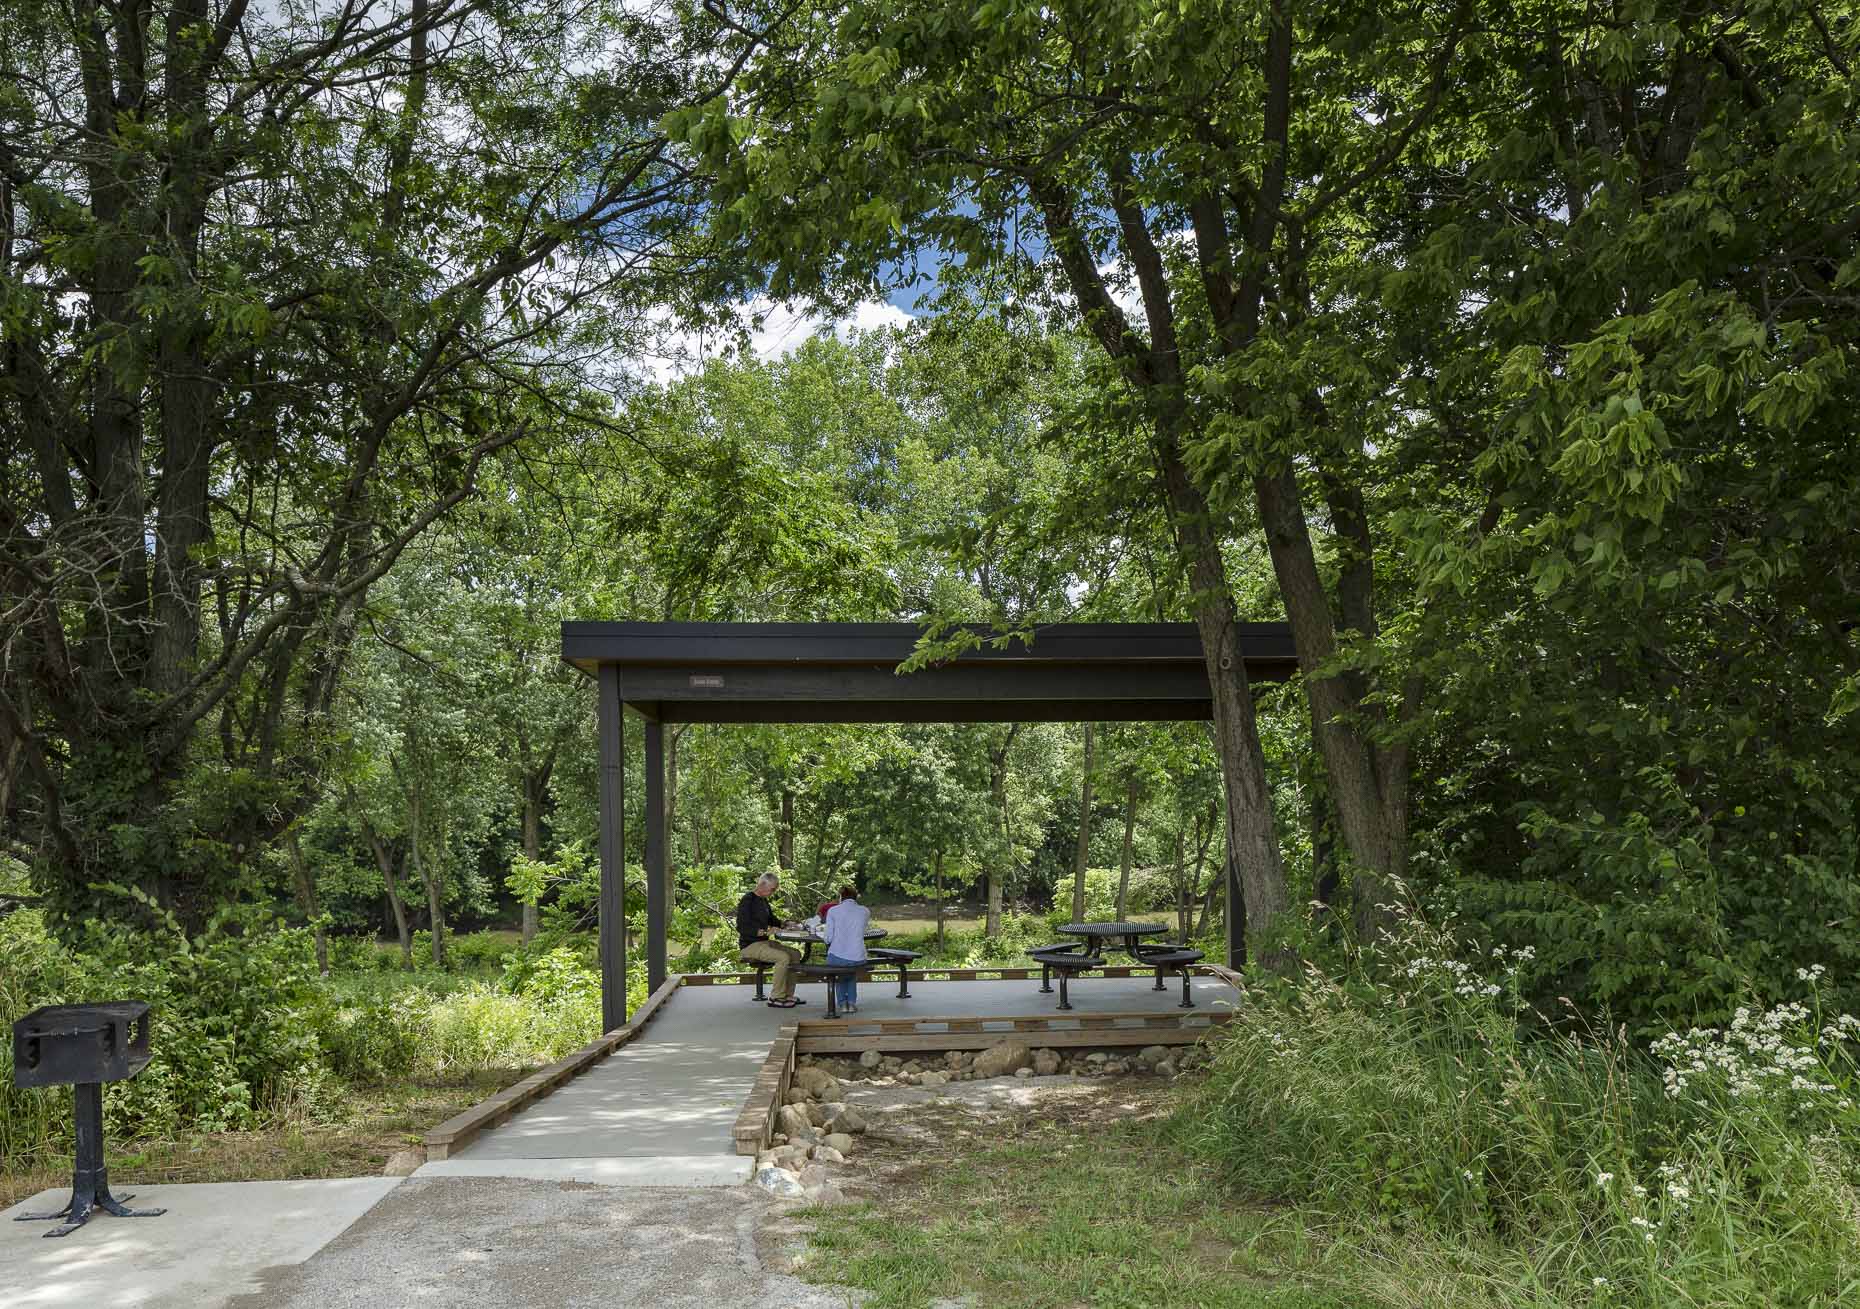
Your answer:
[1138,1045,1171,1068]
[1157,1060,1178,1078]
[382,1148,425,1177]
[777,1104,811,1138]
[823,1132,854,1155]
[770,1144,811,1171]
[792,1126,823,1147]
[1015,1067,1033,1079]
[917,1070,949,1088]
[1032,1048,1062,1076]
[799,1164,829,1189]
[834,1107,868,1133]
[806,1184,851,1207]
[1086,1051,1109,1064]
[859,1049,883,1069]
[817,1082,845,1103]
[755,1166,806,1198]
[813,1145,847,1165]
[793,1066,839,1097]
[809,1101,841,1129]
[784,1087,810,1106]
[972,1040,1034,1079]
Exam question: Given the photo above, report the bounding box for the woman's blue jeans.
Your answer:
[825,953,862,1008]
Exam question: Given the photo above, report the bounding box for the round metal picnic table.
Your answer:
[773,926,887,962]
[1056,921,1168,957]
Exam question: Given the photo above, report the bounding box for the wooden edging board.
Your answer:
[732,1023,798,1157]
[791,1009,1232,1055]
[424,972,686,1160]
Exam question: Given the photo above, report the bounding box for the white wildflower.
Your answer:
[1595,1171,1614,1187]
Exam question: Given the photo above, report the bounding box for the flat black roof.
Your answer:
[561,622,1295,723]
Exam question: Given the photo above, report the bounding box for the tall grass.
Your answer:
[1180,919,1860,1305]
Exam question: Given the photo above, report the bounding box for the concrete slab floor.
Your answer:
[457,973,1233,1162]
[220,1176,861,1309]
[0,1177,404,1309]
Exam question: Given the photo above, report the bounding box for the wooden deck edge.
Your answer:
[732,1022,797,1157]
[793,1010,1231,1056]
[425,973,686,1161]
[680,964,1220,985]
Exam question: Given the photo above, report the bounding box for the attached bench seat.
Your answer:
[1027,945,1106,1011]
[1133,943,1206,1008]
[866,947,920,998]
[793,960,866,1019]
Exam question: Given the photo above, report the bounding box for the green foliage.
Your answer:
[0,901,326,1170]
[1184,916,1860,1304]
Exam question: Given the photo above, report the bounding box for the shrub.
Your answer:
[1182,915,1860,1305]
[449,930,519,972]
[1043,867,1175,930]
[2,900,327,1159]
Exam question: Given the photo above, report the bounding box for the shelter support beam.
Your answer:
[645,719,668,993]
[598,664,627,1032]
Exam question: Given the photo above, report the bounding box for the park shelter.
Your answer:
[561,621,1297,1031]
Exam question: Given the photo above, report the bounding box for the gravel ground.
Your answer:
[223,1176,863,1309]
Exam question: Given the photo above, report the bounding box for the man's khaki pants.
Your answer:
[740,940,801,1000]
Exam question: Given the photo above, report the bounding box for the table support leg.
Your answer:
[1178,969,1195,1009]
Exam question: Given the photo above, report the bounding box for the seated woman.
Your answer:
[821,886,870,1014]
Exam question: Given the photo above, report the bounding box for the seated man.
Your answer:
[821,885,870,1014]
[736,872,804,1008]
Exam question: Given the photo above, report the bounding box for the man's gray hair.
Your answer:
[756,872,780,889]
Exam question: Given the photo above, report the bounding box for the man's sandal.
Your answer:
[767,998,799,1008]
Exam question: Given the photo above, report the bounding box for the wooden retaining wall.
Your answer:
[423,972,684,1161]
[732,1023,798,1157]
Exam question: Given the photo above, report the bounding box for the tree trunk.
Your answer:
[1071,723,1094,923]
[1160,443,1288,966]
[285,830,328,975]
[986,724,1019,937]
[1255,466,1408,941]
[778,788,795,871]
[360,816,413,969]
[1116,777,1138,920]
[1174,828,1190,942]
[521,772,543,945]
[408,783,446,968]
[933,848,946,954]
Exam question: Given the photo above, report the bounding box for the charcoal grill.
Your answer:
[12,1001,166,1238]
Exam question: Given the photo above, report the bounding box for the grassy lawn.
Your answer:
[795,1083,1357,1309]
[1,1069,522,1210]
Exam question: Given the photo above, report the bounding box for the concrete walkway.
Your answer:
[0,1178,404,1308]
[1,972,1228,1305]
[428,971,1229,1186]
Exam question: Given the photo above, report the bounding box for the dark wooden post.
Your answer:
[644,717,668,993]
[598,664,627,1032]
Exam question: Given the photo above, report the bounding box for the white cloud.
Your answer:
[637,296,914,386]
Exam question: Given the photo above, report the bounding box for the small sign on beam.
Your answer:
[689,674,725,688]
